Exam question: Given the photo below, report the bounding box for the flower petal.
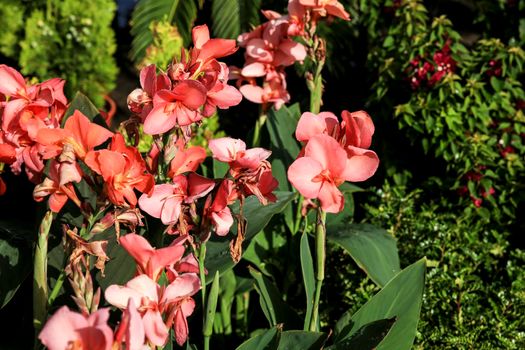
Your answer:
[287,156,323,199]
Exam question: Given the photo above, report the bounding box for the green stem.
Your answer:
[47,270,66,306]
[33,211,53,334]
[252,111,267,147]
[309,209,326,332]
[198,242,207,318]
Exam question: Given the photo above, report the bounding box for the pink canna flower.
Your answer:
[143,80,207,134]
[85,133,155,207]
[113,299,146,350]
[167,140,207,178]
[119,233,186,282]
[139,173,215,225]
[190,24,238,70]
[299,0,350,21]
[128,64,171,120]
[288,134,351,212]
[37,110,113,160]
[105,275,170,347]
[33,160,81,212]
[205,179,238,236]
[208,137,271,170]
[38,306,113,350]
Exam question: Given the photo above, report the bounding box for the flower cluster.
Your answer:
[407,42,457,89]
[0,65,68,192]
[232,0,349,110]
[127,25,242,135]
[288,110,379,213]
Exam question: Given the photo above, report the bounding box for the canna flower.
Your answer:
[205,179,238,236]
[167,139,207,178]
[38,306,113,350]
[105,273,200,347]
[298,0,350,20]
[143,80,207,134]
[113,299,146,350]
[85,133,155,207]
[138,173,215,225]
[119,233,186,282]
[33,160,81,212]
[128,64,171,120]
[37,110,113,160]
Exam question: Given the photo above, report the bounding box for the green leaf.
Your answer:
[249,268,301,329]
[131,0,198,63]
[96,230,136,291]
[0,235,32,308]
[204,272,220,337]
[327,224,400,287]
[211,0,262,39]
[236,326,281,350]
[277,331,327,349]
[205,191,295,280]
[63,92,106,126]
[300,232,315,330]
[334,259,426,350]
[213,158,229,178]
[326,318,396,350]
[266,104,302,172]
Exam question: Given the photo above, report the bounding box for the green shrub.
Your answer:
[17,0,118,107]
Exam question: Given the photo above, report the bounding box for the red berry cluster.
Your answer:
[406,42,457,89]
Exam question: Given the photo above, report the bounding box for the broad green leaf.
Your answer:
[205,191,295,281]
[326,318,396,350]
[277,331,327,350]
[249,268,301,329]
[266,104,302,173]
[211,0,262,39]
[0,234,32,308]
[213,158,229,178]
[334,259,426,350]
[236,326,281,350]
[300,233,315,330]
[96,230,136,291]
[62,92,106,127]
[327,224,400,287]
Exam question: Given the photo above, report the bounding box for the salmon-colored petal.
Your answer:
[317,181,344,213]
[169,146,207,177]
[211,207,234,236]
[65,110,113,155]
[143,105,178,135]
[119,233,154,269]
[104,284,144,309]
[38,306,88,350]
[125,275,159,303]
[341,146,379,182]
[186,173,215,202]
[148,244,185,281]
[341,110,375,149]
[2,98,28,130]
[97,150,126,179]
[304,134,347,177]
[35,128,69,147]
[0,65,26,96]
[49,191,69,213]
[174,309,189,346]
[245,39,273,62]
[125,299,146,350]
[287,156,323,198]
[207,84,243,109]
[84,151,102,174]
[295,112,338,142]
[171,80,207,110]
[163,274,201,303]
[275,39,307,66]
[0,143,16,163]
[138,184,175,219]
[235,147,272,169]
[241,62,267,77]
[160,197,182,225]
[208,137,246,163]
[192,25,210,49]
[239,84,264,104]
[325,3,350,20]
[143,310,169,347]
[140,64,157,96]
[199,38,237,62]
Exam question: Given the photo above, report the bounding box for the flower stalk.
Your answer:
[309,209,326,332]
[33,211,53,333]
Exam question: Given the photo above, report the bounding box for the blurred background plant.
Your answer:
[0,0,118,107]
